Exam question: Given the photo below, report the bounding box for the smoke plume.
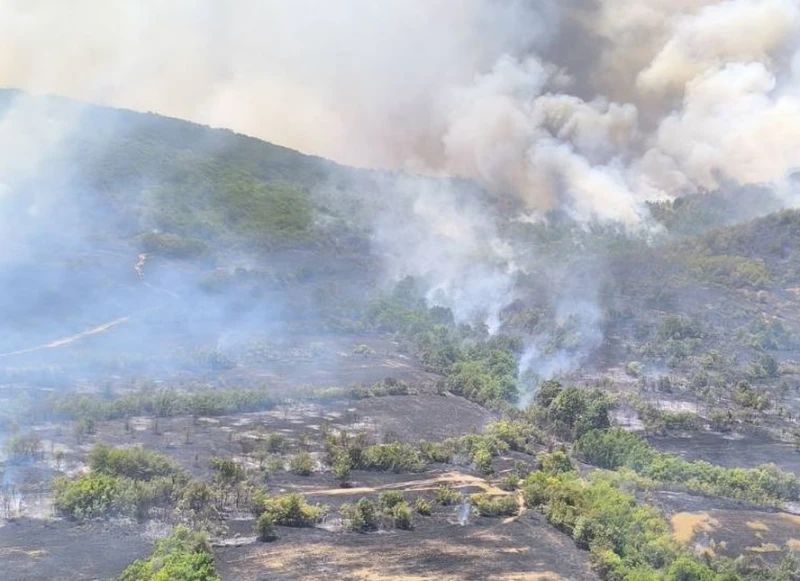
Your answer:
[2,0,800,380]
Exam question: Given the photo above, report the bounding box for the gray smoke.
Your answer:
[2,1,800,382]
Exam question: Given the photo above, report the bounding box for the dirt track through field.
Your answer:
[305,471,509,498]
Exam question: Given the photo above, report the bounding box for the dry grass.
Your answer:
[671,512,719,544]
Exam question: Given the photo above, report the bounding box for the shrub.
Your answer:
[435,484,461,506]
[472,447,494,475]
[3,432,42,462]
[392,502,413,530]
[331,453,351,483]
[469,493,518,517]
[119,526,219,581]
[210,458,245,485]
[539,450,574,474]
[340,498,378,532]
[290,452,315,476]
[90,444,181,481]
[255,512,278,542]
[52,473,121,519]
[418,440,455,464]
[575,428,800,503]
[379,491,405,511]
[732,381,768,410]
[414,496,431,516]
[252,493,325,527]
[665,556,715,581]
[360,443,424,473]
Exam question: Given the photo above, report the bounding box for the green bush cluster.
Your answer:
[50,386,278,422]
[364,280,522,407]
[575,428,799,503]
[348,378,410,399]
[119,526,220,581]
[289,451,315,476]
[435,484,461,506]
[522,470,712,580]
[54,445,187,520]
[340,498,379,532]
[251,492,326,527]
[359,442,424,473]
[469,493,518,517]
[90,444,182,481]
[528,381,611,441]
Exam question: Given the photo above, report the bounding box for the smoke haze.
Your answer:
[2,0,800,383]
[4,1,800,220]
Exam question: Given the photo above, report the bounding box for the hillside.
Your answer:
[4,93,800,581]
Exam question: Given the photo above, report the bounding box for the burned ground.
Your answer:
[216,513,597,581]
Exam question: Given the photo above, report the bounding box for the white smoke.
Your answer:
[4,1,800,220]
[4,0,800,375]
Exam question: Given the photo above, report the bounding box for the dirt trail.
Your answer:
[0,316,131,357]
[304,471,509,498]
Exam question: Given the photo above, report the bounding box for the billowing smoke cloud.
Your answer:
[2,0,800,382]
[4,1,800,219]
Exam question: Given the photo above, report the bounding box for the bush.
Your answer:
[414,496,431,516]
[379,491,405,511]
[331,452,351,483]
[252,493,325,527]
[418,440,455,464]
[210,458,245,485]
[435,484,461,506]
[3,432,42,461]
[733,381,768,410]
[290,452,315,476]
[340,498,378,532]
[90,444,182,481]
[472,447,494,475]
[255,512,278,542]
[392,502,413,530]
[665,556,715,581]
[119,526,219,581]
[53,473,121,519]
[469,493,518,517]
[360,443,424,473]
[539,450,574,474]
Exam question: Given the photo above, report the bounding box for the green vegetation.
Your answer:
[118,526,220,581]
[289,451,315,476]
[3,432,42,462]
[53,445,187,520]
[49,386,278,422]
[435,484,461,506]
[523,470,707,580]
[255,512,278,542]
[251,492,326,527]
[469,493,518,517]
[364,280,522,407]
[378,491,406,511]
[414,496,431,516]
[391,501,413,530]
[575,428,799,504]
[528,381,611,441]
[340,498,379,532]
[90,444,182,481]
